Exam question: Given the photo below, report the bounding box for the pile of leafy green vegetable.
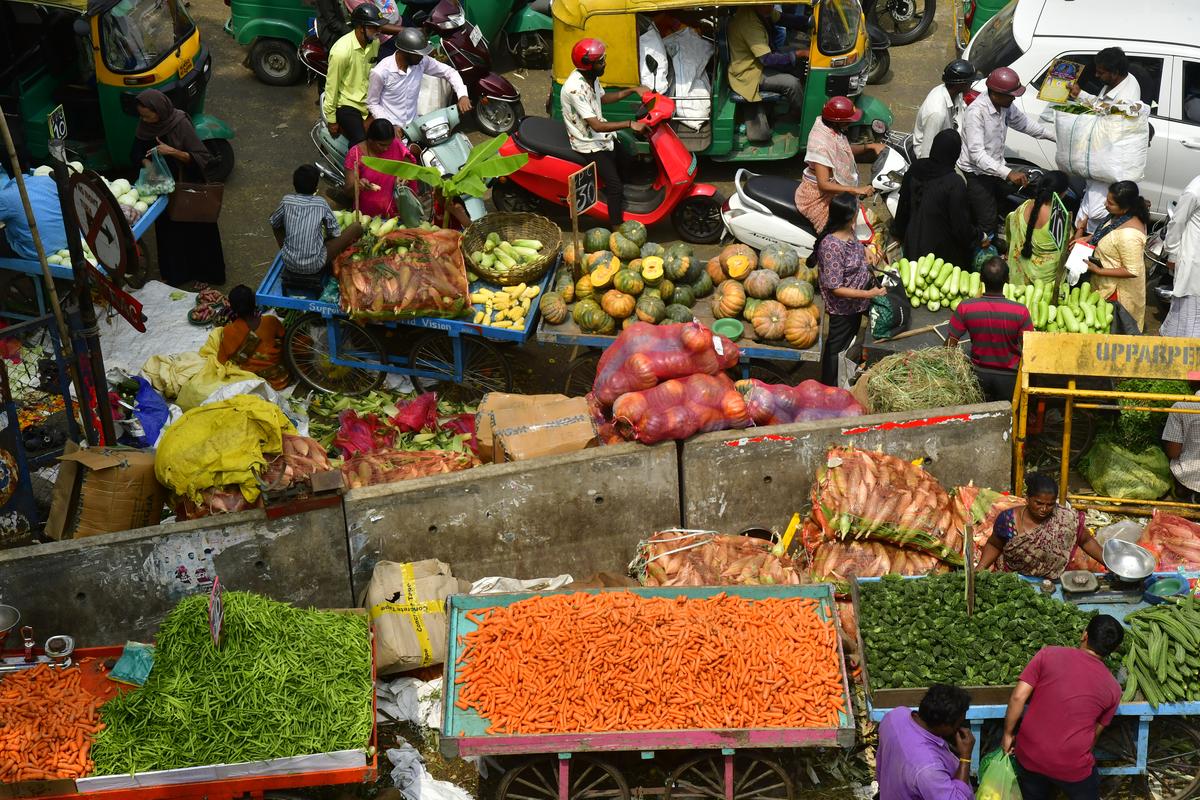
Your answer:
[1114,378,1191,450]
[859,572,1116,688]
[90,592,372,774]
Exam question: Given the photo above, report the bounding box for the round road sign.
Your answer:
[68,170,136,283]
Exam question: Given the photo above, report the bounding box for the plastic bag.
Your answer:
[869,269,913,340]
[174,357,258,411]
[1055,105,1149,184]
[1139,511,1200,570]
[810,540,950,582]
[611,372,752,444]
[735,378,866,426]
[636,530,802,587]
[134,150,176,196]
[1079,438,1172,500]
[334,227,469,320]
[340,448,479,489]
[592,322,740,408]
[952,485,1025,565]
[175,485,264,519]
[977,749,1021,800]
[812,447,965,565]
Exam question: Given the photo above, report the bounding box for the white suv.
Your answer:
[963,0,1200,215]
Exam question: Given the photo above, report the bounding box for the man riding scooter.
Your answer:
[323,3,384,147]
[562,38,648,227]
[367,29,472,132]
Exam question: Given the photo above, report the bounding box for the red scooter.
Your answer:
[492,93,725,244]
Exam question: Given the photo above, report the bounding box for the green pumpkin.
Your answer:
[573,297,601,325]
[795,263,820,285]
[744,269,781,300]
[691,272,714,298]
[555,270,575,303]
[616,220,648,248]
[612,268,645,296]
[584,227,612,253]
[658,278,676,303]
[609,232,641,260]
[626,258,644,275]
[539,291,569,325]
[672,284,695,308]
[664,303,694,324]
[642,287,661,299]
[635,294,667,324]
[776,276,815,308]
[640,242,665,258]
[665,242,695,261]
[743,297,763,322]
[579,303,616,334]
[758,244,801,278]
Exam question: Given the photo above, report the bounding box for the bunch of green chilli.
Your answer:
[1121,594,1200,707]
[858,572,1117,689]
[90,592,372,775]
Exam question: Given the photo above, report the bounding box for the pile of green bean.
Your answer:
[90,592,373,775]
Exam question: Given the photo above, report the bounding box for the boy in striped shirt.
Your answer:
[270,165,360,296]
[946,257,1033,401]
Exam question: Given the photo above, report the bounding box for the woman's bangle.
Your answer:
[958,757,972,764]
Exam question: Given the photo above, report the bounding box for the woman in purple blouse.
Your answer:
[812,192,886,385]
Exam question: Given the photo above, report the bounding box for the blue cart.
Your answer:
[852,574,1200,799]
[255,252,557,396]
[0,196,167,320]
[441,585,855,800]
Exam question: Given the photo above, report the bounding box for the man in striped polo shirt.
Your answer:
[946,257,1033,402]
[270,165,360,296]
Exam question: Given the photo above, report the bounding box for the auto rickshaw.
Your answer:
[0,0,235,179]
[550,0,892,162]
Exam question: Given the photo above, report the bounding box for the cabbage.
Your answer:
[109,178,131,196]
[134,201,149,213]
[119,191,139,206]
[32,165,53,177]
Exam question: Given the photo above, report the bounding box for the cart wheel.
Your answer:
[1099,718,1200,800]
[409,333,513,402]
[1025,405,1096,466]
[564,352,601,397]
[284,312,386,395]
[666,754,794,800]
[497,756,629,800]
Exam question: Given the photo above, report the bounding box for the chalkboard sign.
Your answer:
[569,162,598,215]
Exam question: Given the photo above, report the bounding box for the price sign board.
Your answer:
[569,161,598,215]
[209,575,224,648]
[82,260,145,332]
[67,170,136,282]
[48,105,67,141]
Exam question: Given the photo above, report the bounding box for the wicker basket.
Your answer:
[461,212,562,287]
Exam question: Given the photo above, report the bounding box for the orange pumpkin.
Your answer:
[706,255,727,284]
[725,255,754,280]
[719,243,757,271]
[600,289,637,320]
[775,277,815,308]
[752,300,788,340]
[784,308,819,348]
[711,280,747,319]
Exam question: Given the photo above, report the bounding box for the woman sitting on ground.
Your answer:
[217,285,290,390]
[976,473,1106,579]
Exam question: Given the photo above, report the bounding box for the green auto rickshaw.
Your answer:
[0,0,235,178]
[550,0,891,162]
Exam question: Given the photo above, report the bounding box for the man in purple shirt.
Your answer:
[877,684,975,800]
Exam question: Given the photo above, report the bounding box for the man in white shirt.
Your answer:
[1162,382,1200,502]
[957,67,1056,242]
[366,29,471,131]
[1068,48,1144,235]
[912,59,974,160]
[1163,174,1200,339]
[561,38,647,227]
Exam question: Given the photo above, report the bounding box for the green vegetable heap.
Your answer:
[1113,378,1191,450]
[90,592,372,774]
[859,572,1113,688]
[1122,595,1200,706]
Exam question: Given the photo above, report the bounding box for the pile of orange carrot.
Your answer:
[0,664,106,783]
[453,591,847,734]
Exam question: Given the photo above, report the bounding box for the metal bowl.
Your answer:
[0,605,18,653]
[1103,539,1157,583]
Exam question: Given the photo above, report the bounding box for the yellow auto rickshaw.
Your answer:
[0,0,234,178]
[550,0,892,162]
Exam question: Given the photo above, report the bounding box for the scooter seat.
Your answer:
[743,175,817,234]
[514,117,590,165]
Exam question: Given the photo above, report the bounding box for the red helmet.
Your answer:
[985,67,1026,96]
[571,38,607,70]
[821,96,863,123]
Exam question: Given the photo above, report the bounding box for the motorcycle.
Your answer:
[505,0,553,70]
[297,0,524,135]
[1145,202,1176,315]
[866,0,935,46]
[310,104,486,222]
[493,92,726,244]
[870,126,915,217]
[863,5,892,85]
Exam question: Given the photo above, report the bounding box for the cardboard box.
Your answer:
[475,391,568,463]
[365,559,468,675]
[45,443,167,540]
[492,397,598,463]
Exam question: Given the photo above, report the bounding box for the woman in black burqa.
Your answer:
[130,89,226,286]
[891,128,977,270]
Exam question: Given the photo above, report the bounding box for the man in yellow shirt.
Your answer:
[727,5,806,115]
[323,4,384,146]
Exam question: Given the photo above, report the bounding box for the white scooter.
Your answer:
[870,128,915,218]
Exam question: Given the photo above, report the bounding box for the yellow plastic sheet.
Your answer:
[141,329,252,402]
[155,395,297,503]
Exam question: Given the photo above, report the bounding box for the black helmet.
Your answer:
[942,59,975,85]
[395,27,433,56]
[350,3,384,28]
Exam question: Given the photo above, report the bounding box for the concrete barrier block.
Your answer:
[680,402,1013,534]
[344,443,679,597]
[0,505,352,646]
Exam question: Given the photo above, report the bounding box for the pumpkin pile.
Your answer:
[708,244,821,349]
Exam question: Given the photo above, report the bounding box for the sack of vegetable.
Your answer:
[611,372,752,444]
[335,227,470,320]
[591,322,740,408]
[735,378,865,426]
[1079,436,1172,500]
[366,559,469,673]
[1139,511,1200,570]
[260,434,333,492]
[812,447,965,565]
[340,447,479,489]
[637,530,803,587]
[810,540,950,582]
[952,485,1026,565]
[1054,101,1149,184]
[977,749,1021,800]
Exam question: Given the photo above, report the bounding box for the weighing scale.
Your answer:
[0,603,75,673]
[1060,571,1146,604]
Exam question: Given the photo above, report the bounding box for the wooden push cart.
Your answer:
[440,585,855,800]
